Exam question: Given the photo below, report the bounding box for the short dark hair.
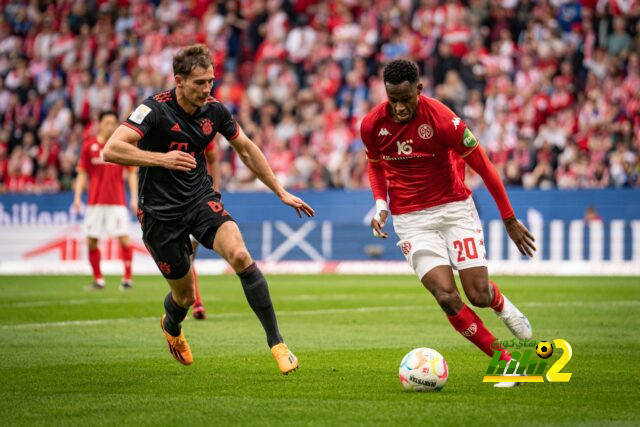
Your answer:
[383,59,419,85]
[99,110,117,122]
[173,44,213,76]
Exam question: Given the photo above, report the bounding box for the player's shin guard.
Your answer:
[121,244,133,281]
[489,280,505,312]
[88,248,103,281]
[163,293,188,337]
[238,262,283,347]
[447,304,510,361]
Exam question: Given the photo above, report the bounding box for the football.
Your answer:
[398,348,448,391]
[536,341,554,359]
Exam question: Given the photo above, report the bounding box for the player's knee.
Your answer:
[434,291,462,315]
[465,279,492,307]
[467,289,491,308]
[228,249,252,271]
[87,239,99,250]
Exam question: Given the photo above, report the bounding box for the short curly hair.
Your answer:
[173,44,213,76]
[383,59,419,85]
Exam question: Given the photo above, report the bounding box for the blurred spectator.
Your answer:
[0,0,638,195]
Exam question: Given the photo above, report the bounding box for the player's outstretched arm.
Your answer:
[72,169,87,214]
[368,160,389,239]
[228,127,314,218]
[126,167,139,214]
[103,125,196,171]
[204,143,221,192]
[463,145,536,257]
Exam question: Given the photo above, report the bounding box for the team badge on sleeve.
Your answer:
[129,104,152,124]
[463,128,478,148]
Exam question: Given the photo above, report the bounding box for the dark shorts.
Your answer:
[139,195,235,279]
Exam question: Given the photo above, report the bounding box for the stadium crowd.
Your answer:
[0,0,638,194]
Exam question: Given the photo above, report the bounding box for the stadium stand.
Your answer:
[0,0,638,194]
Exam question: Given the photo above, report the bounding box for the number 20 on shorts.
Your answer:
[453,238,478,262]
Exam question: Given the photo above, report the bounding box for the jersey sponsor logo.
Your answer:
[463,128,478,148]
[418,124,433,139]
[91,143,99,151]
[169,141,196,157]
[200,119,213,136]
[396,139,414,155]
[401,241,412,256]
[378,127,391,136]
[171,123,182,132]
[382,153,435,161]
[452,117,461,130]
[129,104,152,124]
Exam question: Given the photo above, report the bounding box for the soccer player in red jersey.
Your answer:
[362,60,536,388]
[73,111,138,290]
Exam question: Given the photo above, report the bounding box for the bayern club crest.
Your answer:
[418,124,433,139]
[401,241,412,256]
[200,119,213,136]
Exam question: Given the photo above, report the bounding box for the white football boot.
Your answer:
[495,295,533,339]
[494,361,527,388]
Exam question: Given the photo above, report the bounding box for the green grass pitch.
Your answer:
[1,274,639,425]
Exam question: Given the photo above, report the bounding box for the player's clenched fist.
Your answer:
[371,209,388,239]
[161,151,197,171]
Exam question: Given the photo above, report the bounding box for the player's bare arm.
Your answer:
[463,144,536,257]
[368,163,389,239]
[204,144,221,192]
[126,167,139,214]
[72,169,87,214]
[228,126,315,218]
[103,125,197,171]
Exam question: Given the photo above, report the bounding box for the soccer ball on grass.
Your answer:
[399,347,448,391]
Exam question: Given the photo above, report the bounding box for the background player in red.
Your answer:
[190,140,220,320]
[362,60,536,388]
[73,111,138,290]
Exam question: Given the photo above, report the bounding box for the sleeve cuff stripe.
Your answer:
[229,126,240,141]
[460,145,478,158]
[123,122,144,137]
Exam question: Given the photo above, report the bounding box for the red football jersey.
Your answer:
[77,137,128,206]
[361,95,476,215]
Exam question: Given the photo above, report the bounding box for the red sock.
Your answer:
[490,280,504,312]
[447,304,510,361]
[88,248,102,281]
[121,244,133,281]
[193,266,202,306]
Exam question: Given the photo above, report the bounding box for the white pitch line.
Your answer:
[3,300,638,330]
[1,305,426,330]
[0,298,150,308]
[520,300,640,308]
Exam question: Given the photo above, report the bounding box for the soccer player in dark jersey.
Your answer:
[362,60,536,387]
[103,44,314,374]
